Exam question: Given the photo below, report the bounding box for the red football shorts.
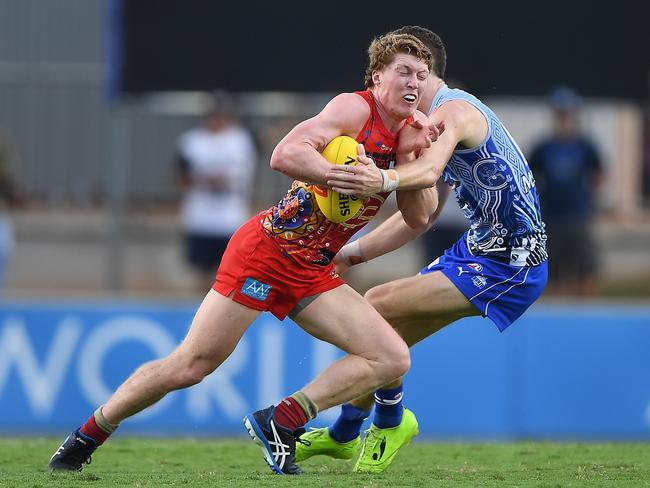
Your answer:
[212,216,345,320]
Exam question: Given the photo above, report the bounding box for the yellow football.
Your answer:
[314,136,364,223]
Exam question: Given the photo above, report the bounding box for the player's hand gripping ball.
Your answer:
[314,136,364,223]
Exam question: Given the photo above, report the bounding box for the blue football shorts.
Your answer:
[421,234,548,332]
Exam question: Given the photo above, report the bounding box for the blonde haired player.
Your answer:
[48,33,443,475]
[297,26,548,473]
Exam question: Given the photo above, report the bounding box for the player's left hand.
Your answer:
[398,120,445,155]
[326,144,383,197]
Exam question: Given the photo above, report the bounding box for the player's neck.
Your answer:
[373,96,407,133]
[418,78,445,115]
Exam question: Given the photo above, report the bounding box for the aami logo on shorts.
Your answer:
[241,278,272,301]
[468,263,483,272]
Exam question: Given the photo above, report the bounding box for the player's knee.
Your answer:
[392,341,411,377]
[378,339,411,381]
[175,367,207,388]
[168,356,217,389]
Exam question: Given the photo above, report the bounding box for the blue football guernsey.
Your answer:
[428,85,547,266]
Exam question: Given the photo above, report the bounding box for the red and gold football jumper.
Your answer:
[213,90,411,319]
[261,90,409,267]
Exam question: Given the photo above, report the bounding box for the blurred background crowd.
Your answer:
[0,0,648,301]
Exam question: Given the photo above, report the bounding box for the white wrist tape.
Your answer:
[380,168,400,192]
[338,240,365,266]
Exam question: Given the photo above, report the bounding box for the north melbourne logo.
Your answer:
[241,278,272,301]
[472,275,488,288]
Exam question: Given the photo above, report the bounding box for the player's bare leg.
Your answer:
[293,284,411,409]
[347,270,478,404]
[297,271,477,469]
[49,289,260,471]
[353,272,476,472]
[102,289,259,423]
[244,283,411,475]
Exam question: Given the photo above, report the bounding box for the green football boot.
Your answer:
[295,427,361,462]
[353,408,419,473]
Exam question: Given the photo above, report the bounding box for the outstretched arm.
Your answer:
[327,100,487,194]
[395,110,440,229]
[336,181,452,272]
[336,210,425,274]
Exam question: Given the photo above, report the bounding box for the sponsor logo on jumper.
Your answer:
[458,266,469,277]
[375,140,392,152]
[241,278,272,301]
[468,263,483,272]
[521,170,536,194]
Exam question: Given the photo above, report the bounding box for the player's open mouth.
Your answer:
[403,94,417,103]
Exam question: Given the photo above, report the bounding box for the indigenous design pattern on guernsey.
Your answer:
[262,181,387,266]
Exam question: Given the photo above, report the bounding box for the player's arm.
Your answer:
[396,186,437,230]
[269,93,369,185]
[336,180,451,271]
[328,100,485,194]
[394,101,487,189]
[395,110,440,230]
[426,180,452,225]
[336,210,425,273]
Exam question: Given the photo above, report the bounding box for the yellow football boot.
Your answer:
[295,427,361,462]
[353,408,419,473]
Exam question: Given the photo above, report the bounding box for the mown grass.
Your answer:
[3,437,649,487]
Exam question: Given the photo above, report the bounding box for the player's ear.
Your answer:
[372,71,381,87]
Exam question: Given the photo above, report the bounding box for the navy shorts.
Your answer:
[421,235,548,332]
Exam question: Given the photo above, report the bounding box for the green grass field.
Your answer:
[4,438,650,487]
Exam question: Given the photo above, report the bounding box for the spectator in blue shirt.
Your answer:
[529,86,603,296]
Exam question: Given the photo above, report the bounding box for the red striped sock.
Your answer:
[273,397,308,431]
[79,415,112,445]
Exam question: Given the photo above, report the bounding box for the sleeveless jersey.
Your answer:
[260,90,408,267]
[429,85,547,266]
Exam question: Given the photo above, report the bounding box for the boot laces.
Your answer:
[294,427,311,446]
[66,435,95,470]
